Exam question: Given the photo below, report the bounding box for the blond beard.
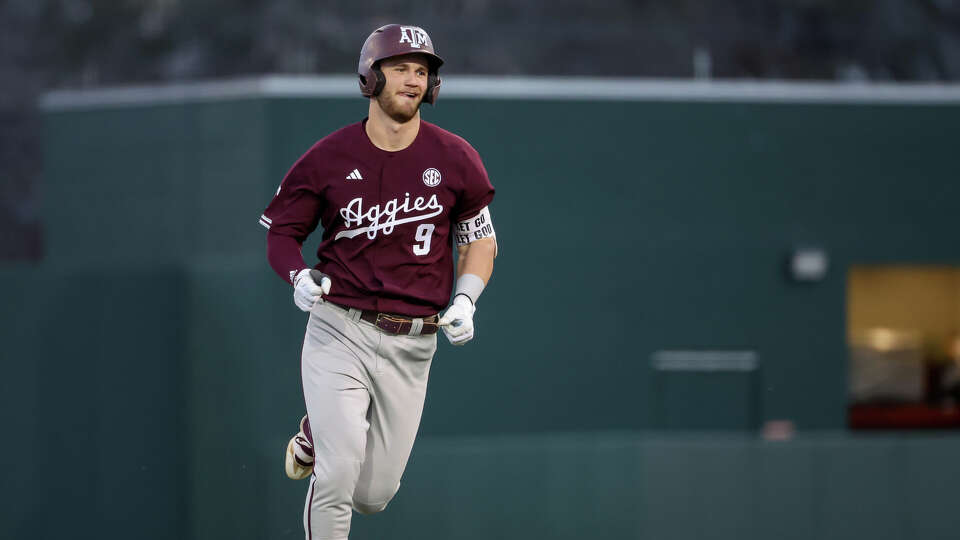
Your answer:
[375,91,422,123]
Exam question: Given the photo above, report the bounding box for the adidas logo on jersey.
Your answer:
[346,169,363,180]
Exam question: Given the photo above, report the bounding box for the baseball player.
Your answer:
[258,24,497,539]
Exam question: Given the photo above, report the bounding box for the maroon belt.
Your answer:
[358,311,440,335]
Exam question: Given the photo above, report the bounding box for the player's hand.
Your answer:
[438,294,475,346]
[293,269,332,312]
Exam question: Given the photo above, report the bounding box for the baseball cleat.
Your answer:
[284,415,315,480]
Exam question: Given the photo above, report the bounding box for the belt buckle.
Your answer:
[374,313,411,335]
[374,313,397,334]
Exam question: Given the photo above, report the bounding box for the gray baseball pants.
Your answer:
[301,300,437,540]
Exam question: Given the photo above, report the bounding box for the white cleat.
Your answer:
[284,415,314,480]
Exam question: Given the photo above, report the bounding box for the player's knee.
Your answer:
[353,498,390,515]
[352,482,400,515]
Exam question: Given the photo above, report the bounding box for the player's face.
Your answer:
[375,54,430,123]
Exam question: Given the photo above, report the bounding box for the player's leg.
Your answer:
[352,331,437,514]
[300,302,375,540]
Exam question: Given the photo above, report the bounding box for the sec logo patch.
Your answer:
[422,168,441,187]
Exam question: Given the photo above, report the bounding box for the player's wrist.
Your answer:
[452,293,473,309]
[454,273,485,306]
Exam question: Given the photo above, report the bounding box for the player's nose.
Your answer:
[402,72,425,88]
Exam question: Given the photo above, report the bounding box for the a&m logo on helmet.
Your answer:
[422,168,441,187]
[399,26,431,49]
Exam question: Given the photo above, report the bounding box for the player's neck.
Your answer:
[366,101,421,151]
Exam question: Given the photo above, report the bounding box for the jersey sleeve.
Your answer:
[453,143,495,222]
[259,148,325,285]
[260,149,324,242]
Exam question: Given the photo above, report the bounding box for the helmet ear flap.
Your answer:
[424,72,441,105]
[372,65,386,97]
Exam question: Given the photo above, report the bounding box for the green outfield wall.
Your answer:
[2,78,959,539]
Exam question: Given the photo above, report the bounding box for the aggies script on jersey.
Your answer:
[261,120,495,317]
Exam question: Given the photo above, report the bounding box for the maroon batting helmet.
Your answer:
[358,24,444,105]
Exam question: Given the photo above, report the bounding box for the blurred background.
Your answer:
[2,1,960,539]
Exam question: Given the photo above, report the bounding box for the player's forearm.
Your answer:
[267,231,310,286]
[456,237,496,283]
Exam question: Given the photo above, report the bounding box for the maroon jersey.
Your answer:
[260,119,495,316]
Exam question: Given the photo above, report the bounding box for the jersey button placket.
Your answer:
[375,153,387,372]
[371,156,389,313]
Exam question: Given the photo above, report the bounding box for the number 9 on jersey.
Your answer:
[413,224,435,256]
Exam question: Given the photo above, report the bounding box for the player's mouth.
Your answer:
[398,91,420,101]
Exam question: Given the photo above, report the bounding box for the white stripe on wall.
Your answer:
[40,74,960,111]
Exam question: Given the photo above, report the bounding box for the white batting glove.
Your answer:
[293,269,331,312]
[438,294,476,346]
